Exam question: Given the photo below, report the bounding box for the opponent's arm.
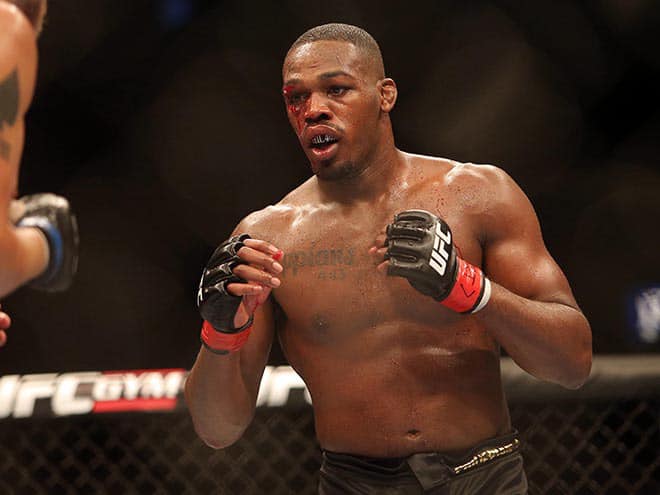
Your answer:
[0,5,47,297]
[0,7,78,299]
[185,228,284,449]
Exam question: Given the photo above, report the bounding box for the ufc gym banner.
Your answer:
[0,366,311,419]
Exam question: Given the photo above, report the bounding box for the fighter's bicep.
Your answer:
[485,236,576,306]
[480,171,577,307]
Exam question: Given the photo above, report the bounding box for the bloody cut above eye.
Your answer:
[282,85,295,96]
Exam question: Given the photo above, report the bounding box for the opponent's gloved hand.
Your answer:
[384,209,491,313]
[15,193,79,292]
[197,234,254,354]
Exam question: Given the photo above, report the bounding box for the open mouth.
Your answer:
[310,134,339,150]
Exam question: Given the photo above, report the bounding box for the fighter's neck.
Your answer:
[315,147,408,205]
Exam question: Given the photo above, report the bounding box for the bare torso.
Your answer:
[249,153,510,457]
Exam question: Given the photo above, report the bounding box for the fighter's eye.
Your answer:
[286,92,307,106]
[328,86,348,97]
[287,94,304,105]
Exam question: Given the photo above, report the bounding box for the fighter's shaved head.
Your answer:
[285,23,385,80]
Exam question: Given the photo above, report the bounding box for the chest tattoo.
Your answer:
[283,247,356,276]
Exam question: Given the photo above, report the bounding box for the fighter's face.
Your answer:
[282,41,384,181]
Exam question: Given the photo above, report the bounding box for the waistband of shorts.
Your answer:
[439,430,521,475]
[322,430,521,477]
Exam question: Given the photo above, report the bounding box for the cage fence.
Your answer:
[0,356,658,494]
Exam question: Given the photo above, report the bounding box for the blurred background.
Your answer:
[2,0,659,373]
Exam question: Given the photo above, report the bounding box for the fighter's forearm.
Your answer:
[475,282,592,389]
[184,348,257,449]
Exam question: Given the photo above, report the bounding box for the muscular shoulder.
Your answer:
[446,161,520,203]
[448,161,538,243]
[410,154,519,209]
[235,204,293,236]
[233,184,307,235]
[410,154,536,241]
[237,178,319,234]
[234,178,323,243]
[0,3,38,115]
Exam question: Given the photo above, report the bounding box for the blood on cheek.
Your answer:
[283,85,307,132]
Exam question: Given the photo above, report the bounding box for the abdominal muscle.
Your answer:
[280,319,511,458]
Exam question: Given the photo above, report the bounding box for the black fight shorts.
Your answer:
[319,431,527,494]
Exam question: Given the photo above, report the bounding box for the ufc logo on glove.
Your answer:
[430,223,452,277]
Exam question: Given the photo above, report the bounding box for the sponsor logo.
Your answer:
[197,274,204,306]
[257,366,312,407]
[430,222,451,276]
[0,369,187,418]
[0,366,312,419]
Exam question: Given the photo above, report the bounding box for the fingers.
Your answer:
[0,304,10,330]
[369,245,387,258]
[240,239,284,275]
[0,304,9,347]
[372,232,387,248]
[226,283,265,297]
[205,238,285,300]
[233,263,281,289]
[370,231,421,276]
[228,239,284,294]
[233,239,283,294]
[369,231,388,271]
[375,260,388,274]
[243,238,280,256]
[386,222,427,241]
[369,237,389,276]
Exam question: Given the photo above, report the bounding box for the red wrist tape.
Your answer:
[441,258,490,313]
[201,320,252,353]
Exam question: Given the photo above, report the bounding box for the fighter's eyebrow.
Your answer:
[319,70,355,80]
[283,79,301,89]
[283,71,356,88]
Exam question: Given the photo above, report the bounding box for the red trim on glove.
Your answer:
[201,320,252,353]
[441,258,485,313]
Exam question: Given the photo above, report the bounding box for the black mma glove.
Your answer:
[385,210,491,313]
[15,193,79,292]
[197,234,254,354]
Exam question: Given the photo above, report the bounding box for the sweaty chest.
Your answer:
[270,200,482,333]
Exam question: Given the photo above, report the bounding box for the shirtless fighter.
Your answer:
[185,23,592,493]
[0,0,79,345]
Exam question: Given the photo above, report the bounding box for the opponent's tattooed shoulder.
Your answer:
[0,69,19,128]
[0,69,19,160]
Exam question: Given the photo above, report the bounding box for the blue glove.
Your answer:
[16,193,79,292]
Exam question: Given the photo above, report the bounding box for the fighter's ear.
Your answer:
[378,78,397,113]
